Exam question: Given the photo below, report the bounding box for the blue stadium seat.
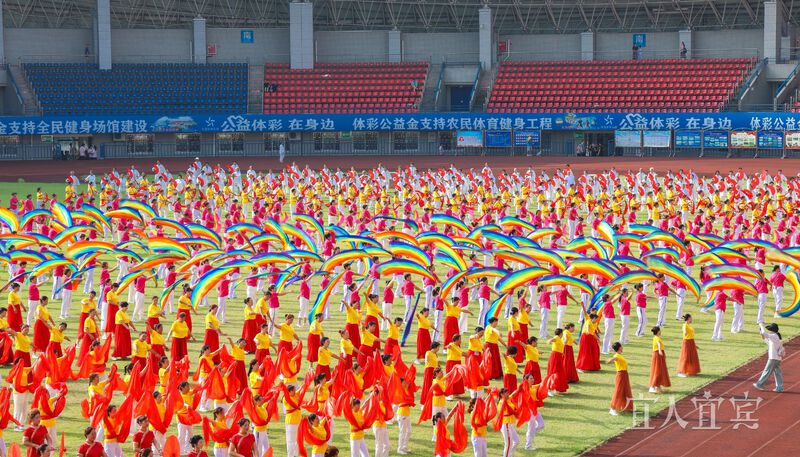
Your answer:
[24,63,247,116]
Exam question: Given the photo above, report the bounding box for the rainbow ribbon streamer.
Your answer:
[308,271,345,323]
[484,293,511,327]
[400,292,423,347]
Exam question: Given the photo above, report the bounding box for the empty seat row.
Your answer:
[263,62,428,114]
[25,63,247,115]
[487,58,754,113]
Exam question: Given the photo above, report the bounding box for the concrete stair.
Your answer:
[247,64,265,114]
[8,65,41,115]
[419,62,442,111]
[471,67,496,112]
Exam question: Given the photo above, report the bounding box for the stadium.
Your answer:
[0,1,798,457]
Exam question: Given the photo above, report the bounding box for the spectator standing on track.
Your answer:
[279,143,286,163]
[753,323,785,392]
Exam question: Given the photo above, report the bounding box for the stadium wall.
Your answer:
[6,27,761,64]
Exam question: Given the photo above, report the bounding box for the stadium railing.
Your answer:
[4,138,796,161]
[501,48,760,62]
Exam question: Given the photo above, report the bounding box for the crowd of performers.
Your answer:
[0,160,795,457]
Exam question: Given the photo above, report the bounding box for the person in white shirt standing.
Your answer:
[753,323,785,393]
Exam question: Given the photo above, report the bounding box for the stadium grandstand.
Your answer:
[0,0,797,158]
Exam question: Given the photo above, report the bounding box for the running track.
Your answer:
[2,155,800,182]
[583,334,800,457]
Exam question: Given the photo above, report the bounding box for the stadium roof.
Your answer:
[3,0,791,33]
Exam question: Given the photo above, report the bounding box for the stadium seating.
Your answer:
[263,62,428,114]
[487,58,756,113]
[24,63,247,115]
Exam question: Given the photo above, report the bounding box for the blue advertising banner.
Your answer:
[757,131,784,149]
[703,130,729,148]
[514,130,541,147]
[4,112,800,136]
[674,130,701,148]
[456,131,483,147]
[484,130,513,147]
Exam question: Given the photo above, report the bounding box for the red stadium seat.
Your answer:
[263,62,428,114]
[487,58,755,113]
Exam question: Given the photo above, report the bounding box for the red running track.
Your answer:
[583,335,800,457]
[2,155,800,182]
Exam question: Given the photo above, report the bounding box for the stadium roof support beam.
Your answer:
[607,0,624,28]
[740,0,757,22]
[576,0,592,30]
[640,0,657,27]
[543,0,559,31]
[706,0,723,25]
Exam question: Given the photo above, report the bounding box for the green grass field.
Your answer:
[0,181,791,456]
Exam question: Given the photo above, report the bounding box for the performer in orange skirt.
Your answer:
[32,297,55,352]
[562,323,579,383]
[383,317,402,356]
[253,324,273,363]
[420,341,441,404]
[503,346,519,391]
[507,307,525,363]
[606,342,633,415]
[47,322,68,357]
[78,309,100,365]
[484,317,506,380]
[415,308,432,363]
[363,293,384,338]
[343,302,362,351]
[307,314,324,363]
[0,308,14,364]
[522,337,541,384]
[545,328,568,394]
[148,323,166,374]
[517,299,531,343]
[649,326,671,392]
[677,314,701,377]
[241,298,259,353]
[445,334,465,395]
[575,311,601,372]
[443,297,470,351]
[104,284,120,336]
[338,329,357,368]
[357,321,382,367]
[6,283,25,332]
[203,304,222,363]
[145,296,162,332]
[112,302,137,359]
[167,312,192,361]
[228,337,249,389]
[8,324,32,366]
[78,291,97,340]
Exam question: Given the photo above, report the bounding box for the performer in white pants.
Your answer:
[771,266,786,318]
[524,410,545,451]
[730,289,745,333]
[673,283,686,321]
[601,304,616,354]
[634,284,648,337]
[755,271,768,324]
[712,292,727,341]
[396,407,411,455]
